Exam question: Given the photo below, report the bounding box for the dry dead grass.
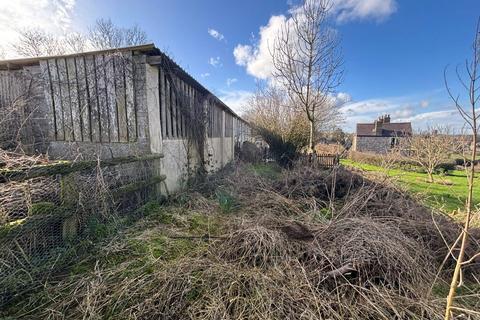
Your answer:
[3,162,480,319]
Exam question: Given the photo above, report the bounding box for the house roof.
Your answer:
[0,43,248,123]
[356,122,412,137]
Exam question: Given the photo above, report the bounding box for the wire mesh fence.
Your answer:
[0,151,164,308]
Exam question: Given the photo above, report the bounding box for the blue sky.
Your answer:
[1,0,479,132]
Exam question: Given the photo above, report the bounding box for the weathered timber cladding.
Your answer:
[37,52,141,144]
[105,56,118,142]
[66,58,82,141]
[159,68,166,139]
[57,58,74,141]
[124,51,136,142]
[133,54,148,141]
[75,56,90,142]
[85,55,100,142]
[95,54,109,142]
[225,112,233,137]
[48,59,65,140]
[165,74,172,138]
[0,44,253,168]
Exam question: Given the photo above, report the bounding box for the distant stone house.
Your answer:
[352,115,412,154]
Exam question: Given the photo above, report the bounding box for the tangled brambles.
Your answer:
[2,162,479,319]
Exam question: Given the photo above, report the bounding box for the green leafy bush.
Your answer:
[239,141,263,164]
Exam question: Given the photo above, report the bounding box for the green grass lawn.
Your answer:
[341,159,480,216]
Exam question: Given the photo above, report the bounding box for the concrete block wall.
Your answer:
[145,54,248,193]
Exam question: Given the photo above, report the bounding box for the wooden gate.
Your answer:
[312,153,339,168]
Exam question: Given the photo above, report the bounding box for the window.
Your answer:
[390,137,399,148]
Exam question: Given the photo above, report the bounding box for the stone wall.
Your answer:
[353,136,395,154]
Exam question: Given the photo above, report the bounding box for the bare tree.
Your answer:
[12,29,65,57]
[124,25,148,46]
[64,32,88,54]
[10,19,148,59]
[88,18,148,50]
[88,18,124,49]
[0,46,6,59]
[245,84,310,148]
[400,127,454,183]
[443,18,480,320]
[271,0,343,153]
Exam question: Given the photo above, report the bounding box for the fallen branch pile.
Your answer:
[2,162,479,319]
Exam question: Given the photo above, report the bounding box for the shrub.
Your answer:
[256,127,299,167]
[239,141,262,164]
[435,162,456,175]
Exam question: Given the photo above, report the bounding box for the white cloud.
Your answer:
[397,110,457,122]
[420,100,429,108]
[332,0,397,22]
[234,1,397,80]
[329,92,351,107]
[218,90,253,115]
[233,44,253,66]
[208,28,225,41]
[226,78,238,87]
[201,72,210,78]
[393,107,414,118]
[233,15,286,79]
[209,56,221,67]
[339,98,399,115]
[0,0,77,58]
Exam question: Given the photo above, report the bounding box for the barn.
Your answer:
[0,44,252,193]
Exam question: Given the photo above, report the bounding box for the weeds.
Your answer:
[215,188,237,214]
[1,161,479,319]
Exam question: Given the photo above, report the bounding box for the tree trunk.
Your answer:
[427,171,434,183]
[308,118,314,153]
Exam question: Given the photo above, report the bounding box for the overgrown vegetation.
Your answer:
[342,158,480,220]
[2,161,479,319]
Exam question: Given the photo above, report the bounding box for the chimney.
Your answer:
[373,115,384,136]
[384,114,391,123]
